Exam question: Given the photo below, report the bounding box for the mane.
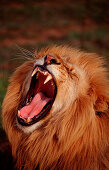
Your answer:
[2,46,109,170]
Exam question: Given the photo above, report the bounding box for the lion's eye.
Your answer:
[50,59,61,65]
[50,59,57,64]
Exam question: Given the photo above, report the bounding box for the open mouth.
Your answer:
[17,66,57,126]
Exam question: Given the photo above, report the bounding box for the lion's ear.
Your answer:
[94,96,109,116]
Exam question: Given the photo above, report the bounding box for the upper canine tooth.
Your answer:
[44,75,52,84]
[31,67,38,77]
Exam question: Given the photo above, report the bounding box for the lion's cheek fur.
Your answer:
[11,96,108,170]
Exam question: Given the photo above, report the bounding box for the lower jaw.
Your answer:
[17,101,53,126]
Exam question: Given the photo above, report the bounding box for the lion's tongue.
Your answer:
[20,92,51,119]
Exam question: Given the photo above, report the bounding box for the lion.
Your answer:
[2,45,109,170]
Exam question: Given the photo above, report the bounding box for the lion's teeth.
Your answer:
[36,72,39,79]
[26,117,31,123]
[18,110,20,117]
[30,97,32,102]
[31,70,36,77]
[31,67,38,77]
[44,71,48,75]
[44,75,52,84]
[27,97,32,105]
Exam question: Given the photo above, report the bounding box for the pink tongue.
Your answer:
[20,92,51,119]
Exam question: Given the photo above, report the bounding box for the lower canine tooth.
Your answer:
[18,110,20,117]
[30,97,32,102]
[26,117,31,123]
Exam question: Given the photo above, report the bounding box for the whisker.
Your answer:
[16,53,33,61]
[9,57,24,61]
[15,44,33,56]
[15,44,34,60]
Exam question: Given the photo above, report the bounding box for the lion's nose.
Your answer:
[34,54,60,70]
[44,54,56,65]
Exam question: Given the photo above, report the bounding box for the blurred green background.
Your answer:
[0,0,109,128]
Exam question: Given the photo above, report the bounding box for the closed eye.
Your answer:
[50,59,60,65]
[50,59,57,64]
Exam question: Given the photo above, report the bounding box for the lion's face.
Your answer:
[17,50,89,133]
[2,46,109,170]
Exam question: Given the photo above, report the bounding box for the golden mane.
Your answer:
[2,46,109,170]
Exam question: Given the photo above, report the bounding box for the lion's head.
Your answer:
[2,46,109,169]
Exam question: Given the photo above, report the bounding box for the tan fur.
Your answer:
[2,46,109,170]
